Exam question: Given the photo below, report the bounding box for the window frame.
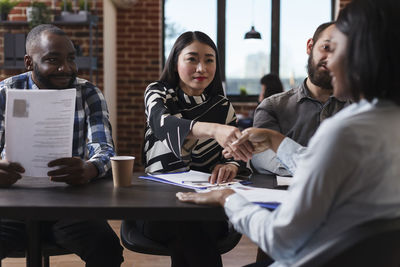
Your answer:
[162,0,336,102]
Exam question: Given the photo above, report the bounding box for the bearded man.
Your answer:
[251,22,349,176]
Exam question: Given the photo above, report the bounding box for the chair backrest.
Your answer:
[293,217,400,267]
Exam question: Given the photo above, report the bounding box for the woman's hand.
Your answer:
[209,163,238,184]
[0,160,25,187]
[176,188,235,206]
[189,122,254,161]
[212,124,254,161]
[212,124,242,148]
[223,127,285,159]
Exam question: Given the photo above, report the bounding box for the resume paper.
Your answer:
[5,89,76,177]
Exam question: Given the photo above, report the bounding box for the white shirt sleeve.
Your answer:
[276,137,307,175]
[251,138,306,176]
[251,149,292,176]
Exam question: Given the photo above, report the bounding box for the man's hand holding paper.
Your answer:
[48,157,98,185]
[0,160,25,187]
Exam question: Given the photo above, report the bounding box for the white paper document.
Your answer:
[140,170,245,189]
[276,175,293,187]
[232,184,288,205]
[5,89,76,177]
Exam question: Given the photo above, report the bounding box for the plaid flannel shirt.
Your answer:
[0,72,115,178]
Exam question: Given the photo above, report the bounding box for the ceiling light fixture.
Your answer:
[244,0,262,39]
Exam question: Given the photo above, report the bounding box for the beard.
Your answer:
[307,50,333,90]
[33,63,76,89]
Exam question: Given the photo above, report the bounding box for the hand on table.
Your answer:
[47,157,98,185]
[209,163,238,184]
[176,188,235,206]
[0,160,25,187]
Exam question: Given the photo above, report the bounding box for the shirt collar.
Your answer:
[296,78,312,102]
[296,78,347,104]
[177,87,208,105]
[26,71,40,90]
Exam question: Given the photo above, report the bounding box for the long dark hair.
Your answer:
[160,31,224,96]
[260,73,283,99]
[336,0,400,105]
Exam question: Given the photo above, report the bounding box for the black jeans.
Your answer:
[131,220,229,267]
[0,219,124,267]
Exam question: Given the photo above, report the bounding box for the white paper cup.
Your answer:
[110,156,135,187]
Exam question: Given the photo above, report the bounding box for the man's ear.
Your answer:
[24,55,33,71]
[306,38,313,55]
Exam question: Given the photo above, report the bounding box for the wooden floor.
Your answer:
[2,220,258,267]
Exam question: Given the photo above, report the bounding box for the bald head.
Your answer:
[26,24,67,54]
[24,24,77,89]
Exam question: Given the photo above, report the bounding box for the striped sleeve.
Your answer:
[144,83,194,159]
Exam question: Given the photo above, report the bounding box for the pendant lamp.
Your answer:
[244,26,262,39]
[244,0,262,39]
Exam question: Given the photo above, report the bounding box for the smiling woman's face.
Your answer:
[327,26,351,100]
[177,40,216,96]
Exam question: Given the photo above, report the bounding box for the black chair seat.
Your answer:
[120,220,242,256]
[293,217,400,267]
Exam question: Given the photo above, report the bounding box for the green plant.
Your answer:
[60,0,72,12]
[28,1,51,28]
[239,86,248,97]
[79,0,90,11]
[0,0,20,20]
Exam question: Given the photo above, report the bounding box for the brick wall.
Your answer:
[0,0,160,170]
[0,0,104,88]
[115,0,161,168]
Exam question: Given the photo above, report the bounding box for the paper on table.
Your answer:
[140,170,246,190]
[231,183,288,208]
[5,89,76,177]
[276,175,293,187]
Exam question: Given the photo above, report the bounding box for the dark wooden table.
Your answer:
[0,173,276,267]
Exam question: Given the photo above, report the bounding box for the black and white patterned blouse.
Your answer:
[143,81,241,174]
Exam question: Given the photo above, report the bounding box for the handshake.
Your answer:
[212,125,286,162]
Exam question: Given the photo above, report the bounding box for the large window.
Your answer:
[164,0,332,98]
[225,0,271,96]
[164,0,217,60]
[280,0,331,90]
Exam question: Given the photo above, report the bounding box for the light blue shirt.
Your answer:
[224,99,400,266]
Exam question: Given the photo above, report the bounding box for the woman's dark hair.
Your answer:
[336,0,400,105]
[160,31,224,96]
[260,73,284,99]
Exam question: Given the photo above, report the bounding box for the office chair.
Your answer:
[293,217,400,267]
[120,220,242,256]
[0,243,71,267]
